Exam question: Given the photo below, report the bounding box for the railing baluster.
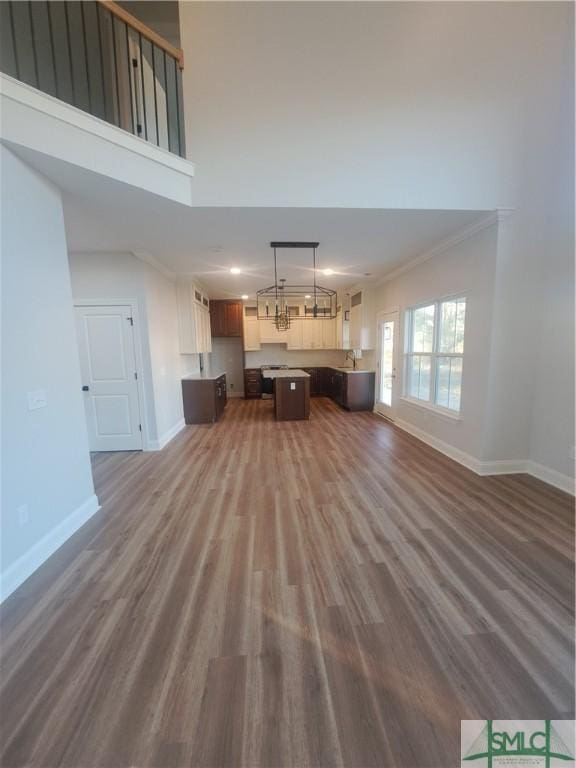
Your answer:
[151,42,159,148]
[124,21,134,135]
[9,2,21,81]
[163,50,170,151]
[138,33,147,141]
[96,3,108,121]
[111,14,121,127]
[46,0,58,99]
[176,61,185,157]
[64,2,76,107]
[80,2,92,114]
[174,57,181,157]
[27,1,39,88]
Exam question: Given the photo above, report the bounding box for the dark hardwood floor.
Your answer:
[1,397,574,767]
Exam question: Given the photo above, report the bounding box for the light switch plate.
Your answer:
[28,390,47,410]
[290,382,296,390]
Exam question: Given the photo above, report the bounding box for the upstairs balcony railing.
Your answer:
[0,0,186,157]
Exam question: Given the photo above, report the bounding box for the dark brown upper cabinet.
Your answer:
[210,300,243,337]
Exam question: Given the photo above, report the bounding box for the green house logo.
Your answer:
[462,720,574,768]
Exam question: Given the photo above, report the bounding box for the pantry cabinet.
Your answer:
[348,287,375,350]
[177,282,212,354]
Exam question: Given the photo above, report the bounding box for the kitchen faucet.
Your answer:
[345,350,357,369]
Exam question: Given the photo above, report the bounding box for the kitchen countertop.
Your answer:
[331,367,375,374]
[182,371,226,381]
[262,369,310,379]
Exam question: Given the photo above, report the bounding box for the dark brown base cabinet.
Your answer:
[274,377,310,421]
[244,368,262,399]
[303,368,375,411]
[182,374,227,424]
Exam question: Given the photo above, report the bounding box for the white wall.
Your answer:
[245,347,348,369]
[180,2,569,210]
[376,221,499,462]
[210,338,245,397]
[180,1,574,487]
[68,252,192,449]
[142,263,187,440]
[1,147,97,598]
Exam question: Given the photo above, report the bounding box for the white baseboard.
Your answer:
[476,459,528,476]
[391,417,575,496]
[524,460,575,496]
[394,417,483,474]
[0,494,101,603]
[146,418,186,451]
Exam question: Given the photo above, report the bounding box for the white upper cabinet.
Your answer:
[246,301,343,350]
[243,305,261,351]
[286,318,303,349]
[259,318,283,344]
[348,286,375,350]
[177,282,212,354]
[301,319,324,349]
[322,317,337,349]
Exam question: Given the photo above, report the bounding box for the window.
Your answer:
[404,297,466,412]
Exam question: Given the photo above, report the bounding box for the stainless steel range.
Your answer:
[260,365,289,398]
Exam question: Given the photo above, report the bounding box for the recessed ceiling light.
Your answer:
[322,268,334,276]
[230,267,241,274]
[241,294,249,300]
[305,294,311,299]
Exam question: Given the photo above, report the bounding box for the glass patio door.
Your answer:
[376,311,398,419]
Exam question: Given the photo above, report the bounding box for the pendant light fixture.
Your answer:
[257,242,337,330]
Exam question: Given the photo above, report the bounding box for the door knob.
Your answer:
[82,385,89,391]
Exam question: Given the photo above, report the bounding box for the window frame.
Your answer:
[403,294,466,416]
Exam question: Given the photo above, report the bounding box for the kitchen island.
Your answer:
[263,369,310,421]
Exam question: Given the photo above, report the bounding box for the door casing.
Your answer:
[375,309,399,421]
[74,300,148,451]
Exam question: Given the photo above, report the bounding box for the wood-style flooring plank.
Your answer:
[0,397,573,767]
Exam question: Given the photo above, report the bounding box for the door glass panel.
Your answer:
[380,320,394,407]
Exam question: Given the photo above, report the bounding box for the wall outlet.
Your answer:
[28,390,47,410]
[17,504,29,526]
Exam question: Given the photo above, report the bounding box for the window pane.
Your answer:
[436,356,463,411]
[439,298,466,353]
[408,355,431,401]
[412,304,435,353]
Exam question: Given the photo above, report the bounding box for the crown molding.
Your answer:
[131,250,176,281]
[377,209,514,286]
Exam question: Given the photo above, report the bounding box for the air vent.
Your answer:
[351,291,362,307]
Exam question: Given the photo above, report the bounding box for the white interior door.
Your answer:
[75,305,142,451]
[375,311,399,420]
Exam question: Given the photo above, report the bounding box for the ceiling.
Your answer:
[64,202,487,298]
[9,143,489,299]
